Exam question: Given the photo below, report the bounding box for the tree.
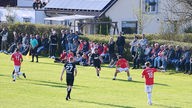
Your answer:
[96,16,112,35]
[165,0,192,23]
[5,6,16,23]
[163,0,192,33]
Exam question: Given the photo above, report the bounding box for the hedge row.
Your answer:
[0,22,69,44]
[1,23,192,60]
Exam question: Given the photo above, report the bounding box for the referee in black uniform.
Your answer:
[60,57,77,100]
[91,48,103,78]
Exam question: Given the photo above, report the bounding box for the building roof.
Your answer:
[45,0,112,11]
[44,0,118,17]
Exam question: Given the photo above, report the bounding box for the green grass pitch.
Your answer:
[0,53,192,108]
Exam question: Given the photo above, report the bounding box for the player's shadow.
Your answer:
[116,79,169,86]
[0,74,9,77]
[27,79,86,89]
[74,99,135,108]
[30,82,67,88]
[0,74,8,77]
[153,103,181,108]
[103,77,169,86]
[34,61,64,66]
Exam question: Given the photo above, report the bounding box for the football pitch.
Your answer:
[0,53,192,108]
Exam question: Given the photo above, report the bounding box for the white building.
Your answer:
[0,0,46,24]
[0,7,45,24]
[0,0,186,34]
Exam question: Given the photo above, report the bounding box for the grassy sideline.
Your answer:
[0,53,192,108]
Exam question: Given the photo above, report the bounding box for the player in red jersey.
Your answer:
[142,62,158,105]
[112,55,132,81]
[11,48,26,82]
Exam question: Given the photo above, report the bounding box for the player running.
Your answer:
[11,48,26,82]
[112,55,132,81]
[60,57,77,100]
[142,62,158,105]
[91,48,103,78]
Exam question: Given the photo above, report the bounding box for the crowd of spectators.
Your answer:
[129,34,192,74]
[0,28,192,75]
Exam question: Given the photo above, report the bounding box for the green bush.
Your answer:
[0,22,69,45]
[1,23,192,59]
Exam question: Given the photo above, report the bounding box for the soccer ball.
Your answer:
[128,77,132,81]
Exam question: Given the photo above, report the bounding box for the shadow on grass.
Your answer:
[30,82,67,88]
[74,99,135,108]
[27,79,87,89]
[102,77,169,86]
[0,74,9,77]
[168,71,184,75]
[153,103,181,108]
[119,79,169,86]
[32,61,64,66]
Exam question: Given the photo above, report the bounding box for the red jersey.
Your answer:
[103,46,108,54]
[98,46,103,55]
[79,43,83,51]
[67,52,74,60]
[60,52,67,60]
[116,58,129,68]
[142,67,157,85]
[11,52,23,66]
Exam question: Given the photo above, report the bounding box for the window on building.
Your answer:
[122,21,137,34]
[145,0,158,13]
[23,18,31,23]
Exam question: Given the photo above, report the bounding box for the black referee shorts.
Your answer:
[94,63,101,69]
[66,77,74,86]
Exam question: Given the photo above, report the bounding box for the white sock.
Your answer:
[147,92,152,103]
[18,72,23,76]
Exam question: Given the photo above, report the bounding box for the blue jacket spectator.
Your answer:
[37,35,49,55]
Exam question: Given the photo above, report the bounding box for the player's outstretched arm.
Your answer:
[11,55,14,61]
[142,75,144,78]
[60,68,65,81]
[21,57,23,62]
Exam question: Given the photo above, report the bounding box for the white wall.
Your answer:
[105,0,177,34]
[17,0,33,7]
[0,7,45,24]
[106,0,139,34]
[35,10,46,24]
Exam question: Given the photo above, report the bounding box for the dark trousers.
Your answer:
[49,45,57,57]
[117,46,124,56]
[133,56,144,68]
[1,40,7,51]
[179,59,190,72]
[31,47,38,62]
[190,63,192,74]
